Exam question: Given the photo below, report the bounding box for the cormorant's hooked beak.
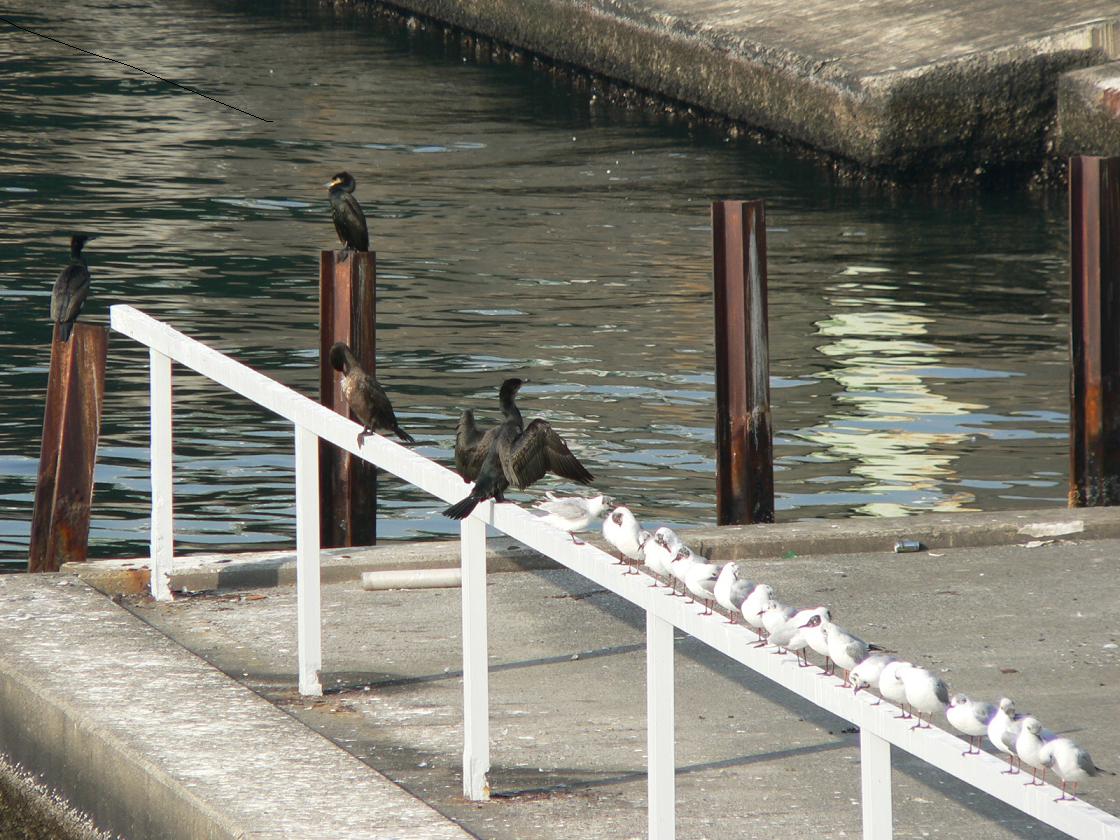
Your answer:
[325,177,342,189]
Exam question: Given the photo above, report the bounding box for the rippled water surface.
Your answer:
[0,0,1072,566]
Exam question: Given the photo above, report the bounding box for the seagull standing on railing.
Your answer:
[820,618,876,686]
[533,492,608,544]
[444,378,593,520]
[713,562,755,623]
[682,552,721,614]
[850,653,897,703]
[770,606,828,666]
[50,234,92,341]
[899,665,949,729]
[877,660,914,717]
[740,582,774,641]
[328,343,415,444]
[759,598,797,649]
[987,697,1024,774]
[1016,717,1056,785]
[325,171,369,251]
[602,506,649,572]
[643,527,681,585]
[946,694,997,755]
[1038,737,1114,800]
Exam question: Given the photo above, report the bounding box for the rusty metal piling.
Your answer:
[1069,156,1120,507]
[28,323,108,571]
[319,249,378,547]
[712,200,775,525]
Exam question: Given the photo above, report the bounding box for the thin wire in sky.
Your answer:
[1,15,273,123]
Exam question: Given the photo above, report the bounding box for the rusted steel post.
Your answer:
[319,250,378,547]
[28,323,109,571]
[712,200,775,525]
[1069,156,1120,507]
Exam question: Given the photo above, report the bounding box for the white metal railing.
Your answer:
[109,304,1120,840]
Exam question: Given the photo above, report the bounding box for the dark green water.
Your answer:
[0,0,1071,566]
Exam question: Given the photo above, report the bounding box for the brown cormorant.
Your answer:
[325,172,370,251]
[443,378,593,520]
[50,234,91,341]
[328,342,414,444]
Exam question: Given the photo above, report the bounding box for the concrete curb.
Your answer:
[0,576,472,840]
[65,506,1120,595]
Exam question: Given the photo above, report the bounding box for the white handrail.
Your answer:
[110,304,1120,840]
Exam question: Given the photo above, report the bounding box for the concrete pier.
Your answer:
[329,0,1120,177]
[2,507,1117,837]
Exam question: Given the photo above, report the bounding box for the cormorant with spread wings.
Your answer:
[443,378,593,519]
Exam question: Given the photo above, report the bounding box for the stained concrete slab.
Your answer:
[326,0,1120,177]
[123,534,1120,839]
[0,575,472,840]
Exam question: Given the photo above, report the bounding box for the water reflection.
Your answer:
[0,0,1071,566]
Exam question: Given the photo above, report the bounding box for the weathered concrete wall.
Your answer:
[329,0,1120,177]
[1057,60,1120,155]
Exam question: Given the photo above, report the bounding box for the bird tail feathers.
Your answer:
[443,495,480,520]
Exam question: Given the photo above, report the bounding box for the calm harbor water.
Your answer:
[0,0,1071,567]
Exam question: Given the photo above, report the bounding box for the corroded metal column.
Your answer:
[712,200,775,525]
[28,323,108,571]
[1069,156,1120,507]
[319,249,378,546]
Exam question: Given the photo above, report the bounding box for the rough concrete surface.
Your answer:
[0,575,472,840]
[1058,60,1120,154]
[124,535,1120,839]
[326,0,1120,176]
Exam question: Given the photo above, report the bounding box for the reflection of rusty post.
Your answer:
[712,200,774,525]
[1069,156,1120,507]
[319,250,377,547]
[28,324,108,571]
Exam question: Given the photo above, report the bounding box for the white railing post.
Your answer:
[294,424,323,697]
[148,348,173,602]
[460,515,491,801]
[647,612,675,840]
[860,728,893,840]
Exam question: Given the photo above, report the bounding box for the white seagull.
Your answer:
[946,694,997,755]
[683,554,722,615]
[1016,717,1054,786]
[800,613,832,670]
[771,606,829,666]
[850,654,897,703]
[741,583,775,642]
[824,621,875,687]
[643,527,681,585]
[759,599,798,648]
[1038,737,1114,801]
[899,666,949,730]
[877,660,914,718]
[987,697,1024,774]
[713,562,755,623]
[601,505,649,574]
[533,493,608,544]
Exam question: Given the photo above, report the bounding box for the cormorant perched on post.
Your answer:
[443,378,594,520]
[328,342,414,444]
[325,172,370,251]
[50,234,92,341]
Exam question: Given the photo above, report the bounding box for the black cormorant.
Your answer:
[443,378,593,519]
[50,234,91,341]
[325,172,370,251]
[328,342,414,444]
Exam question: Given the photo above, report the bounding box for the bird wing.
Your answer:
[330,192,370,250]
[502,419,593,489]
[455,410,496,480]
[51,264,90,324]
[534,498,586,519]
[352,375,399,429]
